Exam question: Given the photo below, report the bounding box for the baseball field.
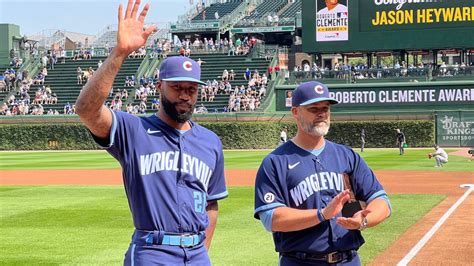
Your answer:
[0,148,472,265]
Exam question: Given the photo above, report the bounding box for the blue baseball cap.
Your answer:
[159,56,206,85]
[291,81,339,107]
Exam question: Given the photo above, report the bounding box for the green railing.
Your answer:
[259,51,281,112]
[136,57,152,79]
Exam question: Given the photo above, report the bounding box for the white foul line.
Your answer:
[397,185,474,266]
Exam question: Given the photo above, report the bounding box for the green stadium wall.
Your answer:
[0,120,437,150]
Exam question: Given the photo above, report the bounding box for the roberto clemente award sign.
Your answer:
[316,0,349,42]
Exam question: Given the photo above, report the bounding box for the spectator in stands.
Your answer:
[50,93,58,104]
[185,47,191,57]
[201,86,207,102]
[126,103,133,113]
[196,58,205,66]
[229,69,235,81]
[227,43,236,56]
[268,65,273,77]
[244,68,251,81]
[105,42,110,56]
[77,67,83,84]
[64,102,71,114]
[222,69,229,81]
[41,54,48,68]
[151,98,160,110]
[440,61,447,76]
[274,65,281,76]
[179,46,185,56]
[267,14,273,26]
[98,60,103,68]
[214,11,219,20]
[0,75,5,92]
[258,85,266,98]
[122,88,129,100]
[135,86,141,99]
[48,53,55,70]
[273,14,279,26]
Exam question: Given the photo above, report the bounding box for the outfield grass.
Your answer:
[0,148,470,171]
[0,186,444,265]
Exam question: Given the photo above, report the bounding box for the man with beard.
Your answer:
[75,1,227,265]
[254,81,390,265]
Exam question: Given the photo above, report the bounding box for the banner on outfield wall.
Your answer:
[329,87,474,106]
[275,82,474,112]
[316,0,349,42]
[436,111,474,147]
[361,0,474,32]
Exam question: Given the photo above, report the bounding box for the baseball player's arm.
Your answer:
[271,190,351,232]
[204,201,218,250]
[336,197,390,230]
[75,0,156,139]
[75,52,125,138]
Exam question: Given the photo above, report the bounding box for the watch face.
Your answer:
[360,217,368,231]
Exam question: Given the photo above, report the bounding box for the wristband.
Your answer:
[317,209,326,223]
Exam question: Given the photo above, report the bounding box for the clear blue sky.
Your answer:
[0,0,192,36]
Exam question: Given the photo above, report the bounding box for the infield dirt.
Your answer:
[1,167,472,265]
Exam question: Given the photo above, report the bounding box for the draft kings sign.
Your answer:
[437,112,474,147]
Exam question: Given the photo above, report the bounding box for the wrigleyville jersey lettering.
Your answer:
[140,151,213,190]
[93,111,228,232]
[290,172,344,207]
[254,140,385,253]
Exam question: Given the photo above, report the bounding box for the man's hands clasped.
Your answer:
[320,190,370,230]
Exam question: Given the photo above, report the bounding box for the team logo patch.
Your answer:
[264,192,275,203]
[183,61,193,71]
[314,85,325,94]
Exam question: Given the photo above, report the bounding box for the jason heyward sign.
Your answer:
[316,0,349,42]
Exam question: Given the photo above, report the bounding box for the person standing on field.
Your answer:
[254,81,391,265]
[75,1,228,265]
[396,128,406,155]
[360,128,365,152]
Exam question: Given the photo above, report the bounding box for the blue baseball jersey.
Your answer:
[93,111,228,233]
[254,140,387,253]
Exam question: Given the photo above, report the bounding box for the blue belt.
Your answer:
[133,230,205,248]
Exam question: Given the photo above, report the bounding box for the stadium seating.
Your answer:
[245,0,287,20]
[0,64,21,104]
[92,30,117,48]
[127,54,270,112]
[280,0,301,20]
[192,0,243,21]
[28,57,142,114]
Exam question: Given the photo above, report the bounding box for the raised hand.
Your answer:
[116,0,157,56]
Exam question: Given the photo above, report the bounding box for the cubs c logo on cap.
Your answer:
[183,61,193,71]
[315,85,324,94]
